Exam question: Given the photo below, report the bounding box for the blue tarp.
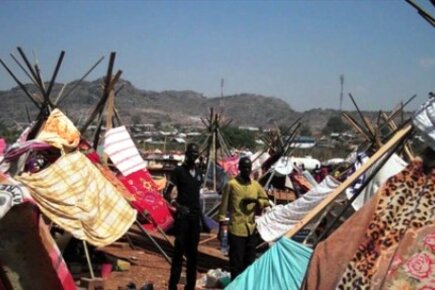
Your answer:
[225,237,312,290]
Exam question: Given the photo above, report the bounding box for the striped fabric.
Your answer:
[37,206,77,290]
[36,109,80,152]
[103,126,147,176]
[16,151,136,247]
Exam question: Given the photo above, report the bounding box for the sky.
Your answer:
[0,0,434,112]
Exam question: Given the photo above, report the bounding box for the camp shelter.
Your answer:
[224,117,413,289]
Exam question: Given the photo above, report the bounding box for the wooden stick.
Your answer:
[10,52,38,85]
[342,112,371,141]
[349,93,375,140]
[0,58,41,109]
[16,47,46,98]
[381,112,414,160]
[57,56,105,105]
[82,240,95,278]
[285,123,412,238]
[45,50,65,105]
[199,235,218,245]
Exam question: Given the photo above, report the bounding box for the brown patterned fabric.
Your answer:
[301,192,379,290]
[336,160,435,289]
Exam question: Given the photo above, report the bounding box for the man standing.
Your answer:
[218,156,270,281]
[164,143,203,290]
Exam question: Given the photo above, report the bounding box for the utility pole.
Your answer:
[220,78,224,98]
[339,74,344,112]
[219,78,225,114]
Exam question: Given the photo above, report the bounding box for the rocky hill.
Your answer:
[0,78,410,134]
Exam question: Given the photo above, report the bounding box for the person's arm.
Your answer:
[257,182,271,209]
[218,182,231,222]
[163,169,178,209]
[163,182,175,204]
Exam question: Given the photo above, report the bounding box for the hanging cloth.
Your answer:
[256,175,340,242]
[16,151,136,247]
[103,126,147,176]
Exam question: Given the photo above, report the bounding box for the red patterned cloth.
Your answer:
[220,156,240,177]
[118,169,173,231]
[38,208,77,290]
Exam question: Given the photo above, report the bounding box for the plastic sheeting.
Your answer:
[225,237,312,290]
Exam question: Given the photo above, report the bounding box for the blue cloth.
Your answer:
[225,237,312,290]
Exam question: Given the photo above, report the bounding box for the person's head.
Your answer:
[184,143,199,166]
[238,157,252,180]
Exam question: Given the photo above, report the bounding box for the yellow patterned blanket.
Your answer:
[17,151,137,247]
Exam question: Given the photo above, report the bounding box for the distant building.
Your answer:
[238,126,260,132]
[289,136,316,149]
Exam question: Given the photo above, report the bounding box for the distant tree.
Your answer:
[0,120,20,143]
[300,125,312,136]
[322,115,350,134]
[221,126,256,150]
[131,114,142,125]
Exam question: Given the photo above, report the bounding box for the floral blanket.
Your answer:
[336,160,435,289]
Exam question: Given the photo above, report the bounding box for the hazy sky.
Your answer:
[0,1,434,112]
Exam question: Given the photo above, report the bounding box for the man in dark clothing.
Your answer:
[164,143,203,290]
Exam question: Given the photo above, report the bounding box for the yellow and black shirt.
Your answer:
[218,176,269,237]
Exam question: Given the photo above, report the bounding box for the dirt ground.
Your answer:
[103,246,175,290]
[76,241,223,290]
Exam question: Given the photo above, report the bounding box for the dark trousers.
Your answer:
[168,213,200,290]
[228,232,258,281]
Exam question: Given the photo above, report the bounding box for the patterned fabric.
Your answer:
[381,225,435,289]
[118,169,173,231]
[336,160,435,289]
[94,162,136,202]
[16,151,137,247]
[153,175,167,191]
[220,156,240,178]
[301,191,379,290]
[256,175,340,242]
[37,206,77,290]
[0,173,32,219]
[4,140,53,161]
[103,126,147,176]
[344,152,369,201]
[36,109,80,152]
